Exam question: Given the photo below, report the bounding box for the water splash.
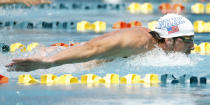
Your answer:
[86,48,204,76]
[126,48,203,67]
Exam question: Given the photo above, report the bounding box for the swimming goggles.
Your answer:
[177,36,194,43]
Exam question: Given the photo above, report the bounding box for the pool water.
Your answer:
[0,0,210,105]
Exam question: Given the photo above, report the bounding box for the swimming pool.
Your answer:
[0,0,210,105]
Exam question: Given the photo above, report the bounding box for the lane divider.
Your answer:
[0,73,207,86]
[1,20,210,34]
[18,73,160,85]
[2,3,210,15]
[0,21,77,30]
[17,74,208,86]
[2,42,82,53]
[161,74,208,85]
[1,3,126,10]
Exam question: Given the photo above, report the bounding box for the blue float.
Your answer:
[82,4,94,10]
[0,22,4,28]
[96,3,107,9]
[38,4,51,9]
[71,3,82,9]
[171,79,179,84]
[42,22,53,29]
[200,77,207,84]
[160,74,167,84]
[1,21,17,28]
[59,3,69,9]
[107,3,126,10]
[15,22,34,29]
[190,76,198,84]
[179,74,186,84]
[0,43,9,53]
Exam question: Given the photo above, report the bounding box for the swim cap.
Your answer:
[154,14,194,38]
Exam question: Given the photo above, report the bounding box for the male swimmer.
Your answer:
[0,0,51,7]
[6,14,194,72]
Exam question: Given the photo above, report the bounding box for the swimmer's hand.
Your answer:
[5,57,52,72]
[14,0,51,7]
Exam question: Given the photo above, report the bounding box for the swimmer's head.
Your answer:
[154,13,194,38]
[153,14,194,54]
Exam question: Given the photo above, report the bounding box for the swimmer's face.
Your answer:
[173,36,194,54]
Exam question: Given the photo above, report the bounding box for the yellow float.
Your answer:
[127,2,141,13]
[194,20,205,33]
[141,3,153,14]
[191,42,210,55]
[147,21,158,31]
[191,3,204,14]
[55,74,78,84]
[144,74,160,84]
[10,42,26,52]
[77,21,106,32]
[77,21,94,32]
[120,74,142,84]
[199,42,210,54]
[102,74,119,84]
[204,22,210,32]
[40,74,57,84]
[18,74,39,85]
[81,74,102,84]
[27,42,40,52]
[191,44,201,53]
[206,3,210,14]
[93,21,106,33]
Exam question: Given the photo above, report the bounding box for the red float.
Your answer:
[0,75,9,84]
[51,43,69,47]
[112,21,127,29]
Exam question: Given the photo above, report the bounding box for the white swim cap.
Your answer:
[154,14,194,38]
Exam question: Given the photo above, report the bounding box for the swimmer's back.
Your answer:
[88,27,152,47]
[84,27,154,59]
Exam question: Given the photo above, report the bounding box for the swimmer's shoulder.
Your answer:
[133,26,151,33]
[127,27,153,39]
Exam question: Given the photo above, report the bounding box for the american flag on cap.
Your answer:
[167,26,179,34]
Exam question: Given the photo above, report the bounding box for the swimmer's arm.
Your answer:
[0,0,14,4]
[0,0,51,7]
[46,34,123,67]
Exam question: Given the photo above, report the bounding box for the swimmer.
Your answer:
[0,0,51,7]
[6,14,195,72]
